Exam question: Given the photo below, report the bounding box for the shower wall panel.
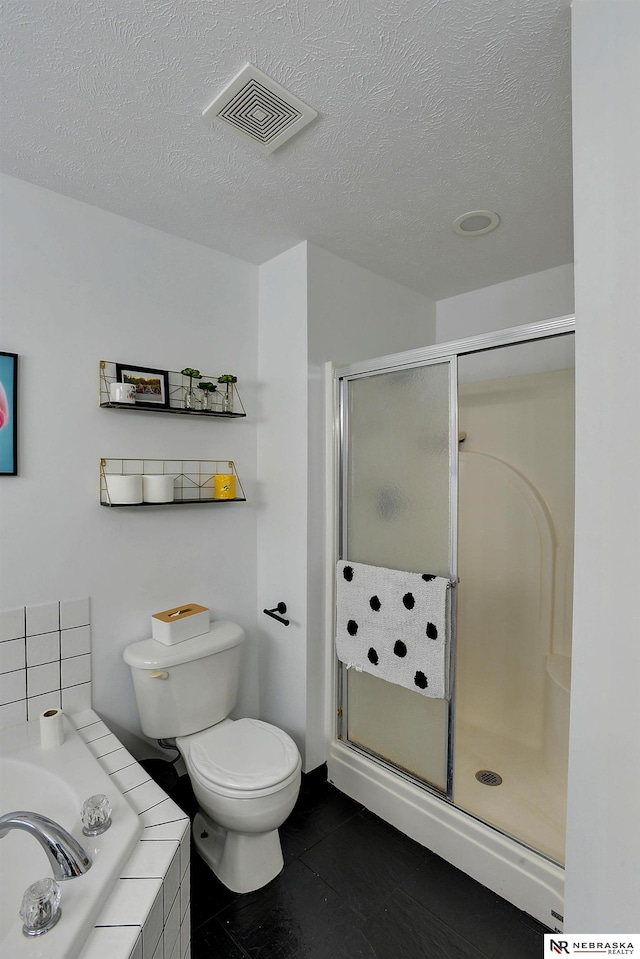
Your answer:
[454,364,575,862]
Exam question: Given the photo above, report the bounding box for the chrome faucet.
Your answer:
[0,811,92,880]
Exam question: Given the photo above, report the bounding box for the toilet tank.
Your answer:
[123,620,245,739]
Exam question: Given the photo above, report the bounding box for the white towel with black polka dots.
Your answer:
[336,560,450,699]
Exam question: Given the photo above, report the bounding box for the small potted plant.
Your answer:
[198,381,217,412]
[181,367,201,410]
[218,374,237,413]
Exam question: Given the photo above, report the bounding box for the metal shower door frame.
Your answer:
[333,315,576,801]
[336,354,458,797]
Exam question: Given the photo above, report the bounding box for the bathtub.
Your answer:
[0,715,141,959]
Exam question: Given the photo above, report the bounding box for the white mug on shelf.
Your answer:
[109,382,136,404]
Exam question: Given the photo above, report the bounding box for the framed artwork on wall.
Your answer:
[0,352,17,476]
[115,363,170,409]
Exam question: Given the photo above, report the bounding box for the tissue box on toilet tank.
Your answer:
[151,603,210,645]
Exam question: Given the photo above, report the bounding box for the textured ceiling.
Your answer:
[0,0,574,300]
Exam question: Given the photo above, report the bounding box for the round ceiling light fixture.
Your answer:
[453,210,501,236]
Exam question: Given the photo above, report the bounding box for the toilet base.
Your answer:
[193,810,285,893]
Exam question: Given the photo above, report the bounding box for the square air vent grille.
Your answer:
[202,63,317,154]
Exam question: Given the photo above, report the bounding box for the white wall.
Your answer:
[0,174,259,750]
[307,244,436,363]
[436,263,574,342]
[256,243,309,757]
[564,0,640,930]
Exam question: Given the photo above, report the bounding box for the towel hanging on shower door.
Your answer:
[336,560,451,699]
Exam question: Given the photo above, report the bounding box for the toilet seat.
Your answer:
[184,718,301,799]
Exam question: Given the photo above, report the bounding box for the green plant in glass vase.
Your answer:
[218,374,237,413]
[198,381,217,412]
[181,367,201,410]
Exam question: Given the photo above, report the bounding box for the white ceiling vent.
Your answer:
[202,63,317,154]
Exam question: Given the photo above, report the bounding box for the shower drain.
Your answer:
[475,769,503,786]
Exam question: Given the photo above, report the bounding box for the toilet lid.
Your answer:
[188,718,300,791]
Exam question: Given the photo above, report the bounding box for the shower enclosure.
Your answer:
[330,318,574,927]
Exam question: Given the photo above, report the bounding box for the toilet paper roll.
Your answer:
[40,708,64,749]
[105,474,143,504]
[142,474,176,503]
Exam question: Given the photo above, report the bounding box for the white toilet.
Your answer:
[124,621,301,893]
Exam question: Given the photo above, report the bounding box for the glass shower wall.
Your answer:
[453,335,575,862]
[340,360,455,791]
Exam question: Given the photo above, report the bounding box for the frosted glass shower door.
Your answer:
[340,361,454,792]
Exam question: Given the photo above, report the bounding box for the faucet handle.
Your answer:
[81,794,112,836]
[20,878,62,937]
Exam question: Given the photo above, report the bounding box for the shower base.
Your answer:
[453,720,566,865]
[328,739,564,931]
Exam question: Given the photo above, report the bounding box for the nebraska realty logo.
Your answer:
[545,935,638,955]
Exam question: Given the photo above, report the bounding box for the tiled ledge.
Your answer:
[71,710,191,959]
[0,599,93,728]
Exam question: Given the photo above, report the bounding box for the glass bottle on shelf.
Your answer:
[218,374,237,413]
[199,382,215,412]
[181,368,201,411]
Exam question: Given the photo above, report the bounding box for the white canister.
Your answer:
[105,474,143,504]
[109,382,136,404]
[142,474,176,503]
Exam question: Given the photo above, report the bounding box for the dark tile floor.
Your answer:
[168,766,550,959]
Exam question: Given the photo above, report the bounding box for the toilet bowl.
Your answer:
[123,620,302,893]
[179,718,301,892]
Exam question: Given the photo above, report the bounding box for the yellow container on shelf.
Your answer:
[214,473,236,499]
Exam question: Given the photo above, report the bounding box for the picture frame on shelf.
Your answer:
[0,351,17,475]
[115,363,170,409]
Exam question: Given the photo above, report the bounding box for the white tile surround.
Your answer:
[72,710,191,959]
[0,599,92,727]
[1,601,191,958]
